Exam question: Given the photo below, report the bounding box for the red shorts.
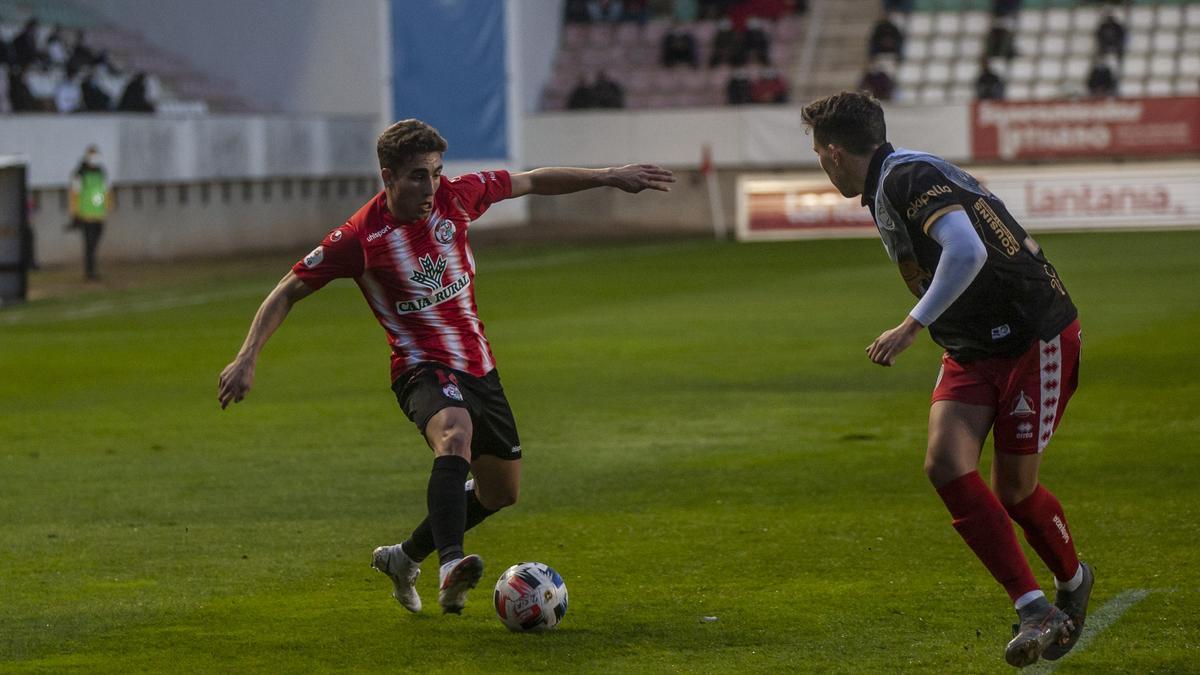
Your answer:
[932,319,1081,455]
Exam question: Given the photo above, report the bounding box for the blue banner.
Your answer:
[390,0,508,160]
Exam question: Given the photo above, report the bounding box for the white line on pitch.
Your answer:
[1025,588,1152,673]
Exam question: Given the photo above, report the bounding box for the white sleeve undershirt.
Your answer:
[908,208,987,327]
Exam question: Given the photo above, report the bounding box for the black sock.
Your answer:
[426,455,471,566]
[403,482,501,563]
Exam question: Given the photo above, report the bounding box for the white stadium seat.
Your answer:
[1187,5,1200,28]
[1184,31,1200,51]
[931,38,956,60]
[925,60,952,85]
[919,84,947,104]
[1122,79,1146,97]
[1128,7,1155,31]
[1122,55,1148,79]
[1072,6,1101,33]
[907,13,933,38]
[1068,33,1094,56]
[1179,54,1200,78]
[953,59,980,84]
[1126,31,1152,55]
[1175,78,1200,95]
[1156,5,1183,29]
[1146,78,1172,97]
[906,37,930,61]
[1009,57,1036,83]
[1154,31,1180,54]
[1018,10,1044,35]
[959,35,984,60]
[1065,56,1090,80]
[1007,81,1031,100]
[1032,81,1060,100]
[898,61,922,87]
[1149,55,1175,79]
[1015,33,1040,58]
[962,11,990,36]
[1042,34,1068,58]
[935,12,961,34]
[1045,9,1071,33]
[1037,59,1064,81]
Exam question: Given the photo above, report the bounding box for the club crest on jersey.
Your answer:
[434,218,456,245]
[1010,391,1036,417]
[442,382,464,401]
[410,254,447,290]
[303,246,324,268]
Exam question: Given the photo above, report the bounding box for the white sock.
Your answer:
[1055,564,1084,592]
[1014,589,1045,610]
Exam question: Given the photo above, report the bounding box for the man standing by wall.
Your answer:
[68,145,109,281]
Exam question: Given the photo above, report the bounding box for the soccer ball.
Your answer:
[493,562,568,632]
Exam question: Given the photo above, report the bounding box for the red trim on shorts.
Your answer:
[931,320,1080,455]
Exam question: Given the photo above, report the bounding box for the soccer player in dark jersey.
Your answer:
[801,92,1093,668]
[217,119,674,615]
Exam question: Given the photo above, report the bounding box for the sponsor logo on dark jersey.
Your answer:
[905,184,952,219]
[972,198,1020,256]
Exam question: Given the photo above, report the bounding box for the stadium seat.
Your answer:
[907,37,930,61]
[962,11,990,36]
[1185,31,1200,51]
[1180,53,1200,78]
[1015,33,1040,58]
[1068,33,1094,56]
[934,12,961,35]
[1045,9,1071,33]
[1127,31,1152,55]
[1154,31,1180,54]
[1009,57,1036,83]
[931,37,956,60]
[1122,55,1148,79]
[919,83,947,104]
[1149,54,1176,79]
[1018,10,1045,35]
[1072,6,1101,33]
[615,22,640,46]
[925,60,952,85]
[953,59,980,84]
[1007,81,1031,100]
[1065,56,1090,80]
[1187,4,1200,28]
[959,35,984,59]
[947,83,974,102]
[907,13,934,38]
[1146,78,1172,97]
[898,61,923,88]
[1032,81,1060,100]
[1037,58,1064,81]
[1042,34,1067,58]
[1175,78,1200,95]
[1156,5,1183,29]
[1122,79,1146,97]
[1128,6,1155,32]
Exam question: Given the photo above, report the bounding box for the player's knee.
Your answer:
[924,452,970,488]
[479,486,518,511]
[430,420,471,457]
[993,479,1036,507]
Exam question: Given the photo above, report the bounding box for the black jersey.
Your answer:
[862,144,1077,362]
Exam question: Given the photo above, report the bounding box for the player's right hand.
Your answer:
[218,357,255,409]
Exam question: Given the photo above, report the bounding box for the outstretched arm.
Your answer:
[508,164,675,197]
[218,271,316,409]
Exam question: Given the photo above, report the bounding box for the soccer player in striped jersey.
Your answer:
[218,119,674,615]
[801,92,1093,668]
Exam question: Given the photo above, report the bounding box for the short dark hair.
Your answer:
[801,91,887,155]
[376,119,448,171]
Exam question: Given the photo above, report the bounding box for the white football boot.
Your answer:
[371,544,422,612]
[438,554,484,614]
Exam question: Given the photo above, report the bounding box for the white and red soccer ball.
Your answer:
[493,562,568,632]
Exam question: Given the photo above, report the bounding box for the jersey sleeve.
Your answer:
[291,224,364,290]
[882,161,964,237]
[444,170,512,221]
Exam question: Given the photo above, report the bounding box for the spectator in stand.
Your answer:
[975,58,1006,100]
[672,0,700,22]
[661,21,699,68]
[588,0,624,22]
[55,65,83,112]
[699,0,735,21]
[1086,59,1117,97]
[45,26,69,67]
[117,71,156,112]
[743,17,771,66]
[710,18,747,67]
[13,18,41,68]
[726,68,754,104]
[985,20,1017,60]
[883,0,914,15]
[859,61,895,101]
[24,60,58,112]
[565,0,591,22]
[591,70,625,108]
[1096,11,1126,61]
[7,66,38,111]
[0,65,10,114]
[69,30,96,71]
[81,67,112,111]
[567,74,595,109]
[0,35,15,69]
[752,67,789,103]
[992,0,1022,18]
[868,13,904,60]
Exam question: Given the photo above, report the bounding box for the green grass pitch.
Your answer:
[1,230,1197,673]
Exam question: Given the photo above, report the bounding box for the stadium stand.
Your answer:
[0,0,260,114]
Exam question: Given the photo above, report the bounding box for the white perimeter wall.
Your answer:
[81,0,389,121]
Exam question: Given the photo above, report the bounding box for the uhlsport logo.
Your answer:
[434,218,456,245]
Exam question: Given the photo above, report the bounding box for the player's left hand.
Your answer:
[866,316,924,367]
[607,164,676,193]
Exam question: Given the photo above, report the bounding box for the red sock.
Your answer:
[936,471,1040,603]
[1004,484,1080,583]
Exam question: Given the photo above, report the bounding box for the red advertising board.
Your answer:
[972,97,1200,161]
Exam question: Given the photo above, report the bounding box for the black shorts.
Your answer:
[391,363,523,461]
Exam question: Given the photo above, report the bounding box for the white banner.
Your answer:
[737,161,1200,241]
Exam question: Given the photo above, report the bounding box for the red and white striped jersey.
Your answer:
[292,170,511,381]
